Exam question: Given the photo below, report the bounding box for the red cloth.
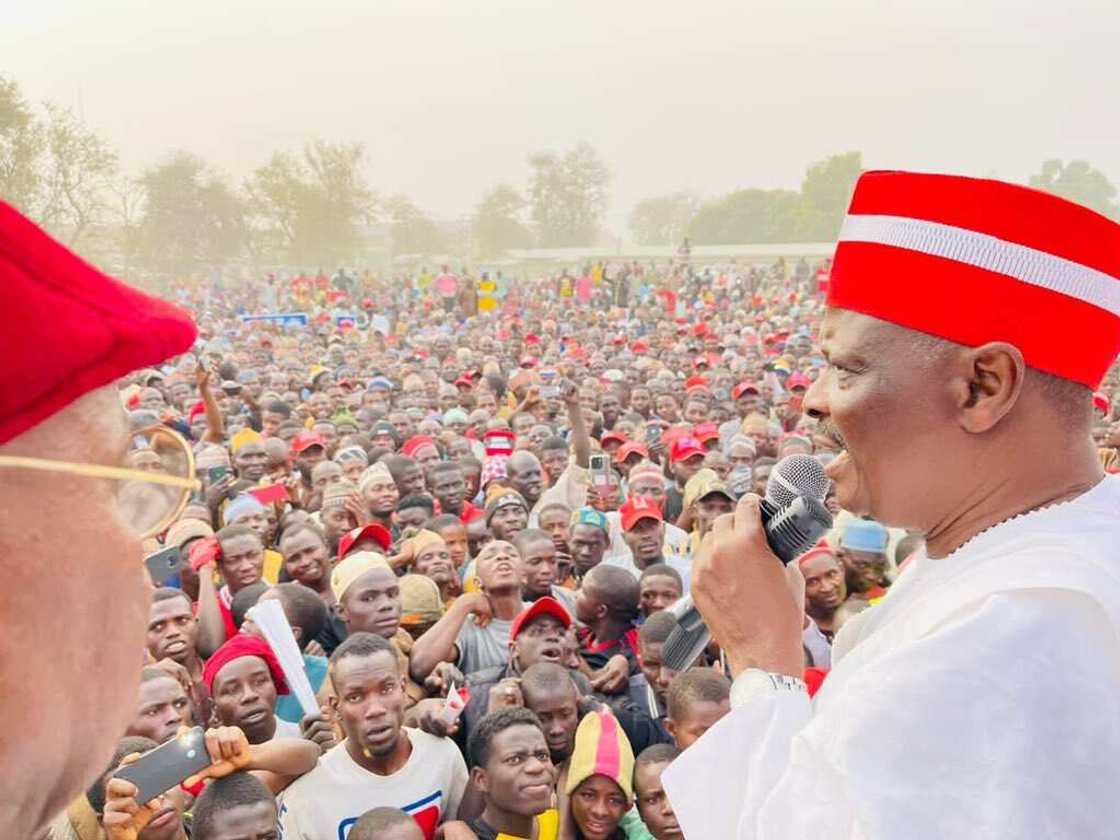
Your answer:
[202,634,290,695]
[0,201,197,445]
[402,435,437,458]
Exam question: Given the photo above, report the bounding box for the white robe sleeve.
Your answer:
[662,589,1120,840]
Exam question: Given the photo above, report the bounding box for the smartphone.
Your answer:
[144,546,183,586]
[539,369,560,399]
[589,454,611,487]
[645,425,662,445]
[207,465,230,484]
[113,727,210,804]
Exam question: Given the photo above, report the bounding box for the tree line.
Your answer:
[2,73,1117,279]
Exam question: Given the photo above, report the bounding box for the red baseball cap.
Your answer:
[454,375,474,389]
[601,430,629,446]
[684,375,709,391]
[731,381,761,400]
[510,597,571,639]
[290,430,327,455]
[669,437,706,464]
[631,339,649,354]
[614,441,649,464]
[519,355,539,368]
[787,372,813,391]
[619,495,664,531]
[337,523,393,560]
[692,422,720,444]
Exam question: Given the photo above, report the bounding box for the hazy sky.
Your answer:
[5,0,1119,234]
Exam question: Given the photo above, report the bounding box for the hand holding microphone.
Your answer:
[663,455,832,675]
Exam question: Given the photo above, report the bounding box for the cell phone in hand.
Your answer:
[207,465,230,484]
[112,727,210,804]
[144,546,183,586]
[589,454,611,487]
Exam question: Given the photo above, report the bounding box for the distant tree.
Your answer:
[37,103,118,247]
[1028,159,1118,219]
[527,142,610,247]
[800,151,862,239]
[245,139,374,266]
[687,189,804,244]
[629,191,700,245]
[0,75,45,214]
[385,194,446,256]
[138,151,245,277]
[105,175,145,278]
[473,184,532,257]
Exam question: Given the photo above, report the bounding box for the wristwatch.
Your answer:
[730,668,808,708]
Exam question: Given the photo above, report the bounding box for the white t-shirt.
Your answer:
[277,728,468,840]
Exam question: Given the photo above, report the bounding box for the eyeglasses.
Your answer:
[0,425,200,539]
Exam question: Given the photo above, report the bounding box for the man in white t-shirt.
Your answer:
[278,632,467,840]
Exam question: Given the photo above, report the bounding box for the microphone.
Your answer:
[661,455,834,672]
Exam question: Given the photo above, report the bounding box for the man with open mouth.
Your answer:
[665,171,1120,839]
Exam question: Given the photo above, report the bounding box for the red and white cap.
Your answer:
[829,171,1120,388]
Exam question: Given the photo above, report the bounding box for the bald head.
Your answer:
[506,450,544,505]
[583,564,640,621]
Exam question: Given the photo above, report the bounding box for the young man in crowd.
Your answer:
[633,744,684,840]
[197,525,267,656]
[277,633,468,840]
[637,565,683,619]
[664,668,731,751]
[799,543,852,642]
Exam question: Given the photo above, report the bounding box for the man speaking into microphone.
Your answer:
[663,171,1120,839]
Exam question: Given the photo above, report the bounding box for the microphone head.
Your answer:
[766,454,831,507]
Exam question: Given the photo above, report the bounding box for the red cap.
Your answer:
[290,430,327,455]
[692,323,709,338]
[630,339,649,354]
[684,375,709,391]
[510,597,571,639]
[830,170,1120,388]
[731,381,760,400]
[524,334,541,345]
[669,437,706,463]
[519,355,539,368]
[611,334,626,346]
[692,422,720,443]
[786,372,813,391]
[402,435,438,458]
[454,375,474,389]
[691,356,710,369]
[187,400,206,424]
[338,523,393,560]
[202,635,289,695]
[614,441,649,464]
[0,201,197,445]
[619,494,664,531]
[600,430,628,446]
[1094,392,1111,415]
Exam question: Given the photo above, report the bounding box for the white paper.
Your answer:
[246,599,319,718]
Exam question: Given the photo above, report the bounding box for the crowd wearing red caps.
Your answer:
[12,173,1120,840]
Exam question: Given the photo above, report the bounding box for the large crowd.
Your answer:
[52,251,1120,840]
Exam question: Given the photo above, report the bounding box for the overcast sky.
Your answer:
[5,0,1118,233]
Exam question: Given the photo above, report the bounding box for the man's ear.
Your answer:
[337,600,349,622]
[470,765,490,796]
[664,716,679,743]
[291,626,304,644]
[953,342,1025,434]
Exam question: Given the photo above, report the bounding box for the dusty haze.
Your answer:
[5,0,1118,233]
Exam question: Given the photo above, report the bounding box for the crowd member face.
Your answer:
[490,503,529,541]
[694,494,734,537]
[655,396,679,423]
[628,474,667,512]
[331,649,407,761]
[388,411,413,440]
[634,760,683,840]
[528,425,552,450]
[668,697,730,751]
[578,387,598,410]
[476,391,498,413]
[395,503,431,532]
[801,551,847,616]
[126,676,192,744]
[202,800,278,840]
[413,540,455,588]
[280,529,330,591]
[623,518,664,566]
[429,467,466,515]
[311,422,339,456]
[638,640,673,704]
[308,393,332,420]
[683,401,708,425]
[630,387,652,418]
[727,442,756,469]
[234,442,268,481]
[537,507,571,554]
[261,409,287,438]
[434,520,469,568]
[839,547,889,595]
[702,451,731,481]
[321,506,359,553]
[511,412,535,438]
[211,657,279,744]
[571,776,628,840]
[569,524,608,576]
[751,462,772,497]
[340,568,402,638]
[139,387,166,411]
[600,394,621,427]
[540,448,569,485]
[506,456,544,505]
[511,614,566,670]
[519,537,558,599]
[522,682,581,763]
[473,724,555,820]
[218,534,265,594]
[363,475,400,518]
[412,443,442,472]
[396,462,426,497]
[147,596,199,665]
[671,453,705,486]
[295,443,327,472]
[190,411,209,440]
[477,541,522,592]
[735,391,762,416]
[639,574,681,618]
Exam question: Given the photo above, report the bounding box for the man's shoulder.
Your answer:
[406,727,467,767]
[279,742,352,800]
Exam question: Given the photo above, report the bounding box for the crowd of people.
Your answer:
[49,247,1120,840]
